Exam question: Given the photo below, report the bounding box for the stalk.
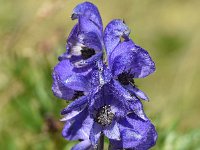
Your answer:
[97,133,104,150]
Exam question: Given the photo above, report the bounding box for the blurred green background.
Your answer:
[1,0,200,149]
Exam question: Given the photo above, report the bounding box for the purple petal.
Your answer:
[108,40,133,76]
[61,96,87,114]
[111,81,148,120]
[52,72,75,100]
[128,99,148,121]
[67,24,79,48]
[61,109,84,122]
[59,24,79,61]
[112,80,133,101]
[133,44,156,78]
[64,75,90,92]
[72,2,103,31]
[125,84,149,101]
[71,140,92,150]
[89,122,102,145]
[109,80,133,117]
[73,52,102,68]
[79,16,103,41]
[79,32,102,51]
[110,113,157,149]
[52,60,74,100]
[53,59,73,81]
[61,96,88,121]
[102,65,112,83]
[60,19,103,62]
[109,40,155,78]
[104,19,130,58]
[54,60,91,91]
[84,52,103,65]
[103,121,120,140]
[88,82,131,118]
[52,59,94,100]
[62,108,93,141]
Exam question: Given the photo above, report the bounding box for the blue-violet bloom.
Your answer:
[52,1,157,150]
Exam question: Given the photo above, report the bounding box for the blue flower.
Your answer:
[52,59,100,100]
[61,80,157,149]
[52,1,157,150]
[88,82,149,144]
[109,113,157,150]
[58,2,103,69]
[105,20,156,101]
[60,64,156,149]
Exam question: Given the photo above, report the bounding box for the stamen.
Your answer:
[117,72,134,85]
[81,47,96,60]
[95,105,114,126]
[72,91,84,100]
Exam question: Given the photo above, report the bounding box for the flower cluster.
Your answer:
[52,2,157,150]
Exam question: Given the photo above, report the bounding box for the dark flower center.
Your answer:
[95,105,114,126]
[117,72,134,85]
[72,91,84,100]
[81,47,96,60]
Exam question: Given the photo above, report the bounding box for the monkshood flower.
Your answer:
[52,1,157,150]
[54,1,155,101]
[58,2,104,69]
[60,63,156,150]
[52,58,101,101]
[61,77,157,150]
[104,20,155,101]
[52,59,89,100]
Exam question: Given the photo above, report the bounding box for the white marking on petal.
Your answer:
[103,122,120,140]
[97,62,104,86]
[130,132,142,140]
[73,60,87,68]
[71,42,84,56]
[60,105,87,121]
[60,110,80,121]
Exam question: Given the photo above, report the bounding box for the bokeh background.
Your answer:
[1,0,200,149]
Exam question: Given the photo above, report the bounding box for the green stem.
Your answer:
[97,133,104,150]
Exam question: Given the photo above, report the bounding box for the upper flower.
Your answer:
[104,19,155,101]
[59,2,104,69]
[62,1,155,101]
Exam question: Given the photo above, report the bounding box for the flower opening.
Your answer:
[81,47,96,60]
[95,105,114,126]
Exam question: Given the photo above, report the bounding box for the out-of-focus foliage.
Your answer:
[0,0,200,149]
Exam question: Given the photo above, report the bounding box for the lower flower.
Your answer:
[61,82,157,150]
